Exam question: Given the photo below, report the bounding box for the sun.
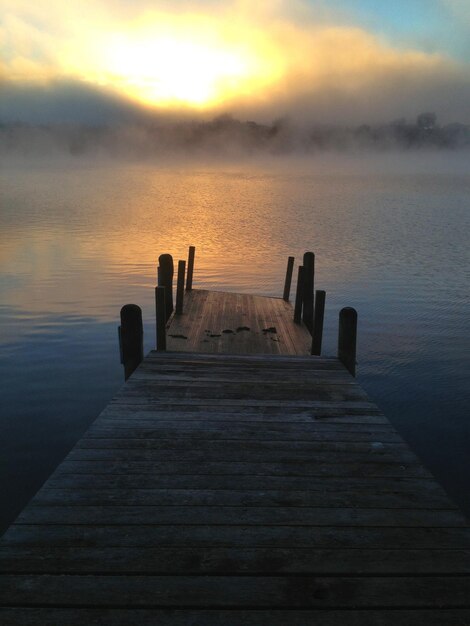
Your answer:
[89,15,284,110]
[103,36,248,107]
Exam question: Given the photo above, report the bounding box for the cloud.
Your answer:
[236,25,470,124]
[1,0,470,124]
[0,79,152,124]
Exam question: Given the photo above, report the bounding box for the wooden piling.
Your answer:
[302,251,315,334]
[338,306,357,376]
[155,286,167,352]
[175,260,186,315]
[293,265,304,324]
[282,256,295,301]
[186,246,195,291]
[158,254,174,321]
[311,289,326,356]
[119,304,143,380]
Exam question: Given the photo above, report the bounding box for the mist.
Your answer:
[2,111,470,167]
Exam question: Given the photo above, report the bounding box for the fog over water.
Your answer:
[0,152,469,532]
[2,112,470,160]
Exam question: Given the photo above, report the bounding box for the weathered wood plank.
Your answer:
[108,400,381,413]
[98,407,389,424]
[72,438,418,454]
[90,418,397,434]
[43,472,444,494]
[49,459,431,479]
[131,370,356,384]
[44,474,448,495]
[145,358,345,370]
[16,523,461,550]
[66,445,420,464]
[147,348,339,359]
[1,609,469,626]
[101,400,385,416]
[139,356,343,367]
[87,418,398,433]
[1,574,470,608]
[2,546,470,575]
[14,505,464,527]
[82,427,403,443]
[112,384,371,403]
[29,486,455,509]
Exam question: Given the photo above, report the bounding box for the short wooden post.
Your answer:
[302,251,315,334]
[186,246,195,291]
[155,286,167,351]
[294,265,304,324]
[283,256,295,301]
[338,307,357,376]
[157,265,161,286]
[311,290,326,356]
[175,260,186,314]
[120,304,143,380]
[158,253,174,321]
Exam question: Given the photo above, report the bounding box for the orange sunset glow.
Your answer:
[4,0,470,120]
[93,15,286,108]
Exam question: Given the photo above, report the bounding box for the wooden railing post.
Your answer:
[158,254,174,321]
[155,286,167,352]
[302,251,315,334]
[176,260,186,314]
[186,246,195,291]
[294,265,304,324]
[338,307,357,376]
[311,290,326,356]
[119,304,143,380]
[283,256,295,301]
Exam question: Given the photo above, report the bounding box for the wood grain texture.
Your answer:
[1,310,469,622]
[166,289,312,355]
[2,608,470,626]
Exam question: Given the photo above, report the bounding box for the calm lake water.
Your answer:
[1,154,469,532]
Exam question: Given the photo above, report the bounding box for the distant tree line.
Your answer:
[1,112,469,156]
[333,112,470,150]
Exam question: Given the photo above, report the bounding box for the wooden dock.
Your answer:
[1,249,469,624]
[166,289,312,355]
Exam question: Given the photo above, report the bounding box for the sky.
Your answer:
[1,0,470,125]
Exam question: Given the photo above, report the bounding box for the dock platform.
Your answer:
[166,289,312,355]
[1,249,469,624]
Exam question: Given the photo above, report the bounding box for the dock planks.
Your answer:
[1,289,470,624]
[166,289,312,354]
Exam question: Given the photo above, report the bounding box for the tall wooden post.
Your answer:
[175,260,186,315]
[302,251,315,334]
[119,304,143,380]
[155,286,167,352]
[283,256,295,301]
[311,290,326,356]
[158,254,174,321]
[338,307,357,376]
[186,246,195,291]
[294,265,304,324]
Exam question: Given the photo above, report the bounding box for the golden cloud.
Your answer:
[1,0,469,120]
